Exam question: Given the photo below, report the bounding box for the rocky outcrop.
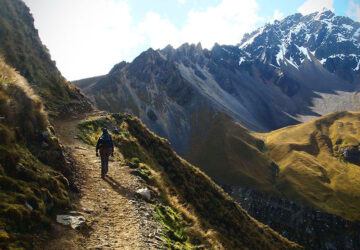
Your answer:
[229,187,360,250]
[339,146,360,164]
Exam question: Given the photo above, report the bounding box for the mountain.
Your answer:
[74,10,360,156]
[0,0,92,116]
[239,10,360,82]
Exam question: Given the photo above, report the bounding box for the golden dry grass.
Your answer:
[264,111,360,221]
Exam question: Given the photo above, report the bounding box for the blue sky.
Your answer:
[24,0,360,80]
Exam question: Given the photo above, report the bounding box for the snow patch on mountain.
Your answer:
[297,45,311,62]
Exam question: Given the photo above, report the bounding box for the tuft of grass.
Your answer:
[153,204,194,249]
[131,157,141,165]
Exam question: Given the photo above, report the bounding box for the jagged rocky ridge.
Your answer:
[74,10,360,156]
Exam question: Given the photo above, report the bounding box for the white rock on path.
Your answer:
[56,213,86,229]
[136,188,152,201]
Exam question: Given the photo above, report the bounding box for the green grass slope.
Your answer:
[76,113,301,249]
[0,0,91,116]
[0,58,72,248]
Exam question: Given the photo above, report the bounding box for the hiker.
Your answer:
[96,128,114,178]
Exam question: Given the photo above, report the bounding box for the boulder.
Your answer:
[136,188,152,201]
[56,212,86,229]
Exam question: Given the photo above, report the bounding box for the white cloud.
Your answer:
[24,0,264,80]
[24,0,142,80]
[181,0,263,48]
[138,12,182,49]
[270,9,284,23]
[178,0,186,4]
[140,0,263,49]
[347,0,360,21]
[298,0,334,15]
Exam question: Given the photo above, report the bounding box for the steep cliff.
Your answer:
[0,0,92,116]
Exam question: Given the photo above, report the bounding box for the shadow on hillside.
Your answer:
[104,176,136,199]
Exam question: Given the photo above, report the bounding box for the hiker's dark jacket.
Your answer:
[96,131,114,152]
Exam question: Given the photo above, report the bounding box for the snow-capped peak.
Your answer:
[238,10,360,72]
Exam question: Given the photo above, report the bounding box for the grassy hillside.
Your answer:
[188,110,360,222]
[76,113,301,249]
[264,111,360,221]
[0,0,91,116]
[0,58,72,248]
[186,113,280,195]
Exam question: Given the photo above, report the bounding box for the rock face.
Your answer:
[340,146,360,163]
[229,186,360,250]
[74,10,360,155]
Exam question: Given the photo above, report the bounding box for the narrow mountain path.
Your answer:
[46,112,162,249]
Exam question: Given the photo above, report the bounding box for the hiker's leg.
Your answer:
[104,155,109,175]
[105,148,111,175]
[100,149,106,177]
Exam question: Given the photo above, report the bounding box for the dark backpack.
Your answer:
[99,133,112,148]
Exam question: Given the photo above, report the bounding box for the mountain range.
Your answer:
[74,9,360,155]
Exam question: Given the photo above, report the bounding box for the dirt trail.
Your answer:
[47,112,162,249]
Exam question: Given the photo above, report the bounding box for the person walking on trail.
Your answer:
[96,128,114,178]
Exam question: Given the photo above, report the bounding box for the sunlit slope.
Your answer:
[264,111,360,221]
